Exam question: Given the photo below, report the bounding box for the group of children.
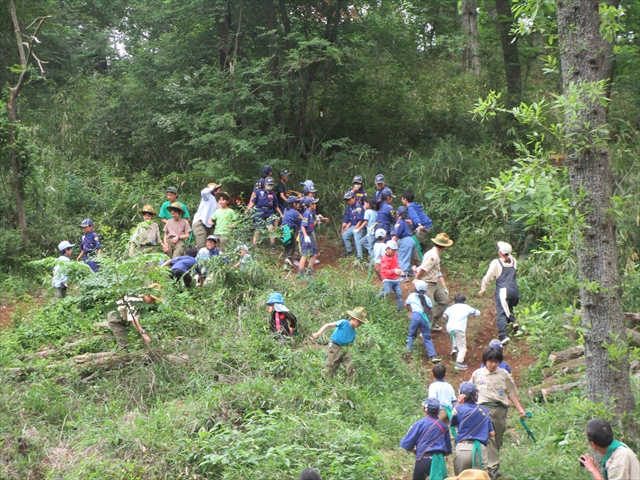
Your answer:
[401,344,527,480]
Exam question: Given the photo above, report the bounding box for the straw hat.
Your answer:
[444,470,491,480]
[346,307,368,323]
[141,205,156,215]
[431,232,454,247]
[168,202,185,214]
[143,283,164,302]
[216,191,231,201]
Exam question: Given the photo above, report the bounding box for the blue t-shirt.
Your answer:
[282,207,301,229]
[330,319,357,346]
[400,417,452,458]
[451,402,494,445]
[170,256,197,273]
[405,292,433,313]
[301,208,316,233]
[364,209,377,236]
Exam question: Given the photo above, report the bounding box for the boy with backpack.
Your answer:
[266,292,298,343]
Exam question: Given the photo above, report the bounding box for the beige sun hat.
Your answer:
[143,283,164,302]
[141,204,156,215]
[444,469,491,480]
[346,307,368,323]
[431,232,454,247]
[168,202,185,214]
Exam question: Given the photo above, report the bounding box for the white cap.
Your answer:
[58,241,75,251]
[413,279,427,292]
[375,228,387,239]
[497,241,512,255]
[385,240,398,250]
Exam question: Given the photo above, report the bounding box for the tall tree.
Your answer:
[7,0,49,248]
[461,0,480,75]
[495,0,521,102]
[556,0,635,422]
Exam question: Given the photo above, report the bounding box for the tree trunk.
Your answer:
[557,0,635,423]
[495,0,521,102]
[8,0,29,248]
[461,0,480,75]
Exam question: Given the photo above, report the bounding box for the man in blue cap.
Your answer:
[77,218,102,272]
[400,396,452,480]
[451,382,495,476]
[341,191,365,259]
[52,240,75,299]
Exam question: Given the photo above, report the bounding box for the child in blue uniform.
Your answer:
[400,397,452,480]
[161,244,198,288]
[350,175,367,205]
[312,307,368,380]
[374,174,386,205]
[402,189,433,248]
[297,197,319,278]
[282,196,301,265]
[76,218,102,272]
[451,382,495,475]
[341,191,365,259]
[391,205,415,280]
[246,176,282,253]
[375,188,396,239]
[405,280,441,362]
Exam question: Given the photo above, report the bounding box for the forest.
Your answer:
[1,0,639,479]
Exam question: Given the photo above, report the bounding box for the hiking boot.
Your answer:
[399,276,409,283]
[396,307,403,312]
[450,348,459,358]
[431,324,443,332]
[511,323,519,334]
[296,270,306,279]
[430,356,443,364]
[340,251,354,258]
[306,268,314,276]
[500,336,510,346]
[270,246,277,254]
[455,363,468,371]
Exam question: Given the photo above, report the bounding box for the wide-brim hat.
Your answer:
[143,283,164,302]
[208,182,222,190]
[216,191,231,201]
[444,470,491,480]
[141,204,156,215]
[432,232,454,247]
[266,292,284,305]
[347,307,368,323]
[168,202,185,214]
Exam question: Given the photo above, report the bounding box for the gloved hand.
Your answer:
[304,236,311,244]
[443,288,449,296]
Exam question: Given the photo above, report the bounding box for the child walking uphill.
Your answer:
[450,382,495,475]
[400,397,452,480]
[405,279,441,362]
[376,240,404,311]
[312,307,368,381]
[428,364,456,424]
[471,347,527,480]
[443,294,481,371]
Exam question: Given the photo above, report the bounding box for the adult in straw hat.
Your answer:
[414,233,454,331]
[129,204,162,256]
[312,307,368,381]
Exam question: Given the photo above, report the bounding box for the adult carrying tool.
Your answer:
[520,411,536,443]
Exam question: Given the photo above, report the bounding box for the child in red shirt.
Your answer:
[375,240,404,311]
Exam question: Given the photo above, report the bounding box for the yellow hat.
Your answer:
[431,232,454,247]
[444,470,491,480]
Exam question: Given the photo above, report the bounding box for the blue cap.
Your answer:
[422,397,441,412]
[375,174,385,183]
[300,180,314,188]
[381,187,395,198]
[265,177,275,185]
[261,165,273,176]
[286,196,300,204]
[459,382,476,395]
[266,292,284,305]
[489,339,504,352]
[343,191,355,200]
[397,206,408,216]
[301,197,318,207]
[413,279,427,292]
[79,218,94,227]
[280,169,291,177]
[353,175,363,184]
[303,185,317,194]
[58,240,75,251]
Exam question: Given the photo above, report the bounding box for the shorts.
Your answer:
[300,232,318,257]
[253,215,276,229]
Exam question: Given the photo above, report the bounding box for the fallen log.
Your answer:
[564,311,640,324]
[543,357,585,378]
[541,381,585,402]
[626,328,640,347]
[549,346,584,365]
[73,349,189,370]
[528,373,584,401]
